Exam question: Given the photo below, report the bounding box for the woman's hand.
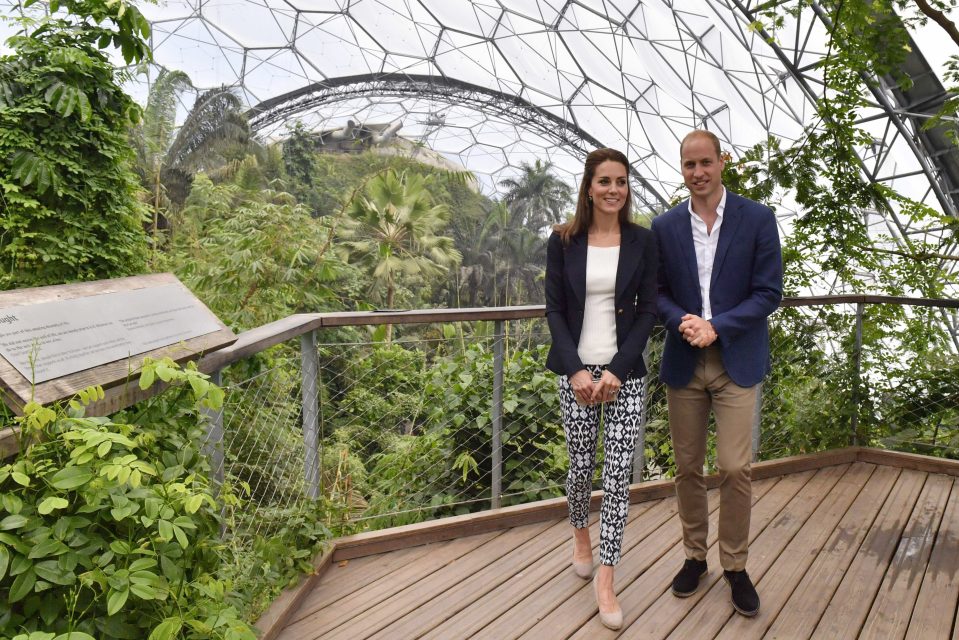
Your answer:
[592,370,622,404]
[568,369,595,405]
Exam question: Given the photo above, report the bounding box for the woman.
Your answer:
[544,148,658,630]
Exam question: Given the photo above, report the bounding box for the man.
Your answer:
[650,130,783,617]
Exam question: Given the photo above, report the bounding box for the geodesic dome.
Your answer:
[3,0,957,298]
[132,1,956,209]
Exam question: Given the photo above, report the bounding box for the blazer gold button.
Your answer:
[617,308,623,314]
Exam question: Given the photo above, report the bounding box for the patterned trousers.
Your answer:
[559,365,644,565]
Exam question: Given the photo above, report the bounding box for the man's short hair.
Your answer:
[680,130,722,159]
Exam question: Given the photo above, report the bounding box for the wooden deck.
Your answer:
[260,448,959,639]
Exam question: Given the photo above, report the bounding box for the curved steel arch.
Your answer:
[245,73,671,209]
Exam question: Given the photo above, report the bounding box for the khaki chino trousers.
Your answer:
[667,345,757,572]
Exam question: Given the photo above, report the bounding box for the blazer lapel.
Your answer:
[566,233,587,306]
[615,224,642,301]
[672,208,700,296]
[711,194,743,288]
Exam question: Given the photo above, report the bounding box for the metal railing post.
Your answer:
[491,320,504,509]
[851,302,865,446]
[301,330,320,500]
[201,369,224,496]
[751,382,763,462]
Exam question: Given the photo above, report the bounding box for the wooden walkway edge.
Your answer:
[253,446,959,640]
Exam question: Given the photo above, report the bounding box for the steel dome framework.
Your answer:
[8,0,959,304]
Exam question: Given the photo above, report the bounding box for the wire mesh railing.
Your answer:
[196,298,958,544]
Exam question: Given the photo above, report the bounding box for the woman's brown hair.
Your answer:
[553,148,632,244]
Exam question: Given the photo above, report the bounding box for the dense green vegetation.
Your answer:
[0,361,257,639]
[0,12,150,289]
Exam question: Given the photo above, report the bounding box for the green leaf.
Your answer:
[28,538,66,559]
[34,559,74,585]
[0,515,28,530]
[172,524,188,549]
[155,365,175,382]
[129,581,157,600]
[0,545,8,580]
[148,618,182,640]
[49,467,93,490]
[157,519,173,541]
[107,586,129,615]
[1,493,23,513]
[184,494,203,514]
[11,471,30,487]
[53,633,98,640]
[129,558,156,572]
[110,540,132,555]
[188,375,209,397]
[9,566,35,602]
[139,367,155,390]
[38,496,70,515]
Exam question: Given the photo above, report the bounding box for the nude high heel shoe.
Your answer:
[594,573,623,630]
[573,557,593,579]
[572,541,593,578]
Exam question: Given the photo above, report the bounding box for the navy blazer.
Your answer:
[651,191,783,388]
[545,222,658,382]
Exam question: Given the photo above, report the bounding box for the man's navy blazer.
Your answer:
[651,191,783,388]
[545,221,658,382]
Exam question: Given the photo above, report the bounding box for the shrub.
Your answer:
[0,359,255,639]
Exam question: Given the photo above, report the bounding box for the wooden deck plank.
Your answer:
[713,462,878,640]
[290,541,436,617]
[907,477,959,640]
[759,464,902,640]
[319,519,558,640]
[366,517,573,639]
[717,462,893,640]
[269,449,959,640]
[860,472,953,640]
[517,489,726,640]
[276,530,503,640]
[470,491,696,640]
[418,505,658,640]
[806,468,928,639]
[560,472,805,640]
[641,466,840,640]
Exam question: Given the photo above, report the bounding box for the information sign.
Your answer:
[0,284,222,383]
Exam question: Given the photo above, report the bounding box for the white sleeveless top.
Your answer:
[577,245,619,366]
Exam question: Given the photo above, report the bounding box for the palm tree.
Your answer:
[161,85,250,205]
[340,169,462,341]
[132,69,192,241]
[132,70,251,244]
[498,159,574,234]
[477,201,547,306]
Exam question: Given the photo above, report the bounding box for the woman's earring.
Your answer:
[588,195,593,204]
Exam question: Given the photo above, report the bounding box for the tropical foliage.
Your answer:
[0,16,149,289]
[498,159,574,234]
[340,169,461,339]
[0,361,257,639]
[163,173,345,331]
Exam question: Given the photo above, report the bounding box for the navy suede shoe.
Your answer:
[723,569,760,616]
[671,558,708,597]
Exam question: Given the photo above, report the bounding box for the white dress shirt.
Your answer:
[688,188,726,320]
[578,245,619,365]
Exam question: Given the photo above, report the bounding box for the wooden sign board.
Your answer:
[0,273,235,414]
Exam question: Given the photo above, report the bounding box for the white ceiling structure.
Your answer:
[4,0,958,308]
